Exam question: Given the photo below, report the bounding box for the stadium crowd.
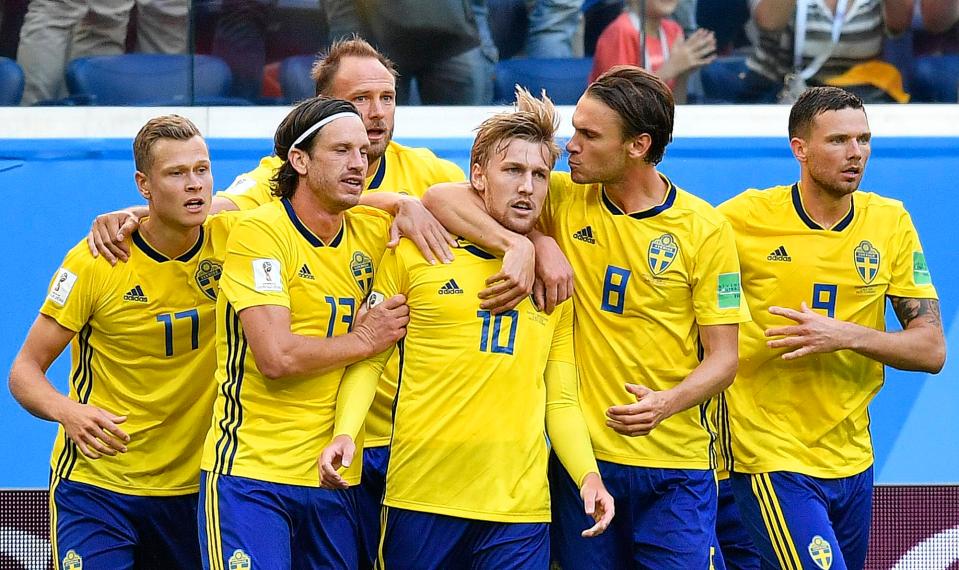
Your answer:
[1,0,959,104]
[7,29,947,569]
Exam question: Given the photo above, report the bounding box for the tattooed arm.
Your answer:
[764,297,945,373]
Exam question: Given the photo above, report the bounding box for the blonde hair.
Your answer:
[133,114,201,172]
[470,86,561,171]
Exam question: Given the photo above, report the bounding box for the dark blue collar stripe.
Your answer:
[132,227,204,263]
[601,176,677,220]
[282,197,344,247]
[368,154,387,190]
[463,244,496,260]
[791,184,854,232]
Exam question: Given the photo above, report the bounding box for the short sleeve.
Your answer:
[220,217,292,312]
[690,220,752,326]
[887,210,938,299]
[39,243,103,333]
[215,158,279,211]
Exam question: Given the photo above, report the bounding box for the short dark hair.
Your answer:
[133,115,201,172]
[270,96,361,199]
[788,86,865,139]
[586,65,674,165]
[311,36,398,97]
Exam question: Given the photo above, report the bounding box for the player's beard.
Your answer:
[809,166,861,199]
[367,124,392,165]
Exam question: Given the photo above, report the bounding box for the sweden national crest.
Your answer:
[62,550,82,570]
[853,240,880,284]
[228,549,251,569]
[807,535,833,570]
[648,233,678,275]
[195,258,223,301]
[351,251,374,295]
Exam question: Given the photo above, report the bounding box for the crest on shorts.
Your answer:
[648,233,678,275]
[853,240,880,284]
[808,535,833,570]
[195,258,223,301]
[62,550,82,570]
[351,251,374,295]
[228,549,251,570]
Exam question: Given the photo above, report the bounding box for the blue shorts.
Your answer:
[549,453,718,569]
[714,478,761,570]
[50,476,200,570]
[729,467,873,570]
[353,445,389,570]
[379,507,549,570]
[199,471,360,570]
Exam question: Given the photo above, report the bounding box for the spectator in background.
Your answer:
[590,0,717,103]
[729,0,913,103]
[526,0,583,57]
[584,0,697,55]
[16,0,187,105]
[325,0,497,105]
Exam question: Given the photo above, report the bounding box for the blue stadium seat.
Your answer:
[911,54,959,103]
[279,54,315,104]
[0,57,24,105]
[488,0,529,61]
[65,54,251,106]
[493,57,593,105]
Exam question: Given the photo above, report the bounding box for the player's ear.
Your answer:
[470,163,486,194]
[288,147,309,176]
[790,137,807,163]
[626,133,652,161]
[135,171,151,201]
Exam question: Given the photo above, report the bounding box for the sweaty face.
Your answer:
[297,115,370,213]
[471,139,551,235]
[566,95,630,186]
[138,135,212,230]
[328,56,396,167]
[796,107,871,198]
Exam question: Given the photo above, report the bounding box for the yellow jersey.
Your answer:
[215,141,465,448]
[336,239,597,523]
[200,199,391,486]
[718,184,938,478]
[41,214,235,496]
[541,172,750,470]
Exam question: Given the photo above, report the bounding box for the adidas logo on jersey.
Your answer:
[438,278,464,295]
[298,264,315,280]
[122,284,148,302]
[573,226,596,244]
[767,246,792,262]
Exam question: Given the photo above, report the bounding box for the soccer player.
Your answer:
[319,88,614,570]
[197,96,409,569]
[9,115,229,568]
[87,39,476,566]
[718,87,945,570]
[423,66,750,568]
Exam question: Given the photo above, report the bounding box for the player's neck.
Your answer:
[290,188,344,243]
[139,217,201,259]
[798,178,853,229]
[604,165,668,214]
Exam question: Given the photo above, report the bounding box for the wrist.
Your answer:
[393,195,418,216]
[580,471,601,488]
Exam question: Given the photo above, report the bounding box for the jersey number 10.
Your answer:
[477,310,518,355]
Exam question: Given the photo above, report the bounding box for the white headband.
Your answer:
[288,112,359,158]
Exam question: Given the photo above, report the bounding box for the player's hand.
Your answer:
[389,197,456,264]
[765,302,854,359]
[352,294,409,356]
[605,384,675,437]
[580,472,615,537]
[478,237,535,314]
[86,209,140,265]
[57,401,129,459]
[530,234,573,314]
[319,434,355,490]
